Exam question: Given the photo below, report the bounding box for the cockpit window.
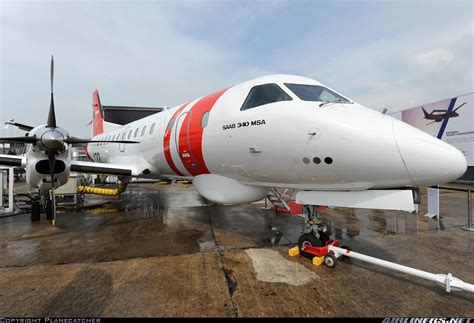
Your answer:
[284,83,350,103]
[241,83,292,111]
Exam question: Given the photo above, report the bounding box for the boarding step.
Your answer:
[267,188,291,213]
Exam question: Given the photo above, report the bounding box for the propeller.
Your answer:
[47,56,57,224]
[0,56,139,147]
[0,55,140,224]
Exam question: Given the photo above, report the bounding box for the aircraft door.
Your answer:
[119,126,131,153]
[174,111,198,171]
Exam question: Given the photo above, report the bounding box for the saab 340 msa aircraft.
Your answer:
[0,58,467,219]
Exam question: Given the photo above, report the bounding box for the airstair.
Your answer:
[267,188,291,213]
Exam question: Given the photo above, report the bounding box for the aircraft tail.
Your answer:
[92,90,123,137]
[92,89,105,137]
[91,90,164,137]
[421,107,429,118]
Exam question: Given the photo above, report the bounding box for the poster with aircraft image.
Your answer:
[400,92,474,166]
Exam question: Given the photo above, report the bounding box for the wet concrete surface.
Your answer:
[0,182,472,317]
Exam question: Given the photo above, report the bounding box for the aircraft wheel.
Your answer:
[318,230,330,245]
[298,233,322,253]
[46,200,53,220]
[31,201,40,221]
[324,253,336,268]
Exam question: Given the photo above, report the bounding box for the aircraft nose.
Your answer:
[392,119,467,186]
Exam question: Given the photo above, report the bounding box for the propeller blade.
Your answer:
[64,137,139,144]
[47,151,56,224]
[46,55,57,128]
[47,151,56,185]
[0,136,37,144]
[4,120,34,132]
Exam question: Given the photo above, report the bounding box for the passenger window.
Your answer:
[128,129,132,140]
[241,83,292,111]
[150,123,156,134]
[112,134,116,141]
[141,126,147,137]
[201,112,210,128]
[134,128,139,138]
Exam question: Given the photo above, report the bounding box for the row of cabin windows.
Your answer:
[95,111,211,146]
[96,122,157,145]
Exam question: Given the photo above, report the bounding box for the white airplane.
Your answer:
[0,57,467,247]
[84,74,466,200]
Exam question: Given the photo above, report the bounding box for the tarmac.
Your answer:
[0,182,473,317]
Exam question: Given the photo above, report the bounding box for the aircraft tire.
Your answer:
[298,233,322,252]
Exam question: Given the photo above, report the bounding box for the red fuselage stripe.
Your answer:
[178,89,228,176]
[85,143,93,161]
[163,102,190,176]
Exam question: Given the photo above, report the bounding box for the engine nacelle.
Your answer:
[193,174,269,204]
[25,148,71,192]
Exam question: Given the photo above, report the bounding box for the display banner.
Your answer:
[397,92,473,166]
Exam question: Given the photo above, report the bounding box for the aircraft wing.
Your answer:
[0,154,26,167]
[70,160,139,176]
[0,155,138,176]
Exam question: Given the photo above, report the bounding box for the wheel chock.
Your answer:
[288,246,300,257]
[312,256,324,266]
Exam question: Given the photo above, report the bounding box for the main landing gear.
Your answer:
[30,193,55,223]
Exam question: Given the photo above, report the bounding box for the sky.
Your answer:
[1,0,473,137]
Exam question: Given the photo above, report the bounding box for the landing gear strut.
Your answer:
[29,193,55,223]
[298,205,329,254]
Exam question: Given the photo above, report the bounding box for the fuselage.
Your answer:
[86,74,467,191]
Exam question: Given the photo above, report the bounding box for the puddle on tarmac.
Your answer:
[263,206,448,246]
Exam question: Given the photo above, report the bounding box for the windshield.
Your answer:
[241,83,292,111]
[284,83,350,103]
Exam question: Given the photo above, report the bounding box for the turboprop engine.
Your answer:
[24,125,72,191]
[0,56,138,192]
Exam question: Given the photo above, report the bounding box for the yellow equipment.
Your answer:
[78,182,127,196]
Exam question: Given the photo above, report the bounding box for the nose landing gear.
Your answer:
[296,205,342,268]
[298,205,330,251]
